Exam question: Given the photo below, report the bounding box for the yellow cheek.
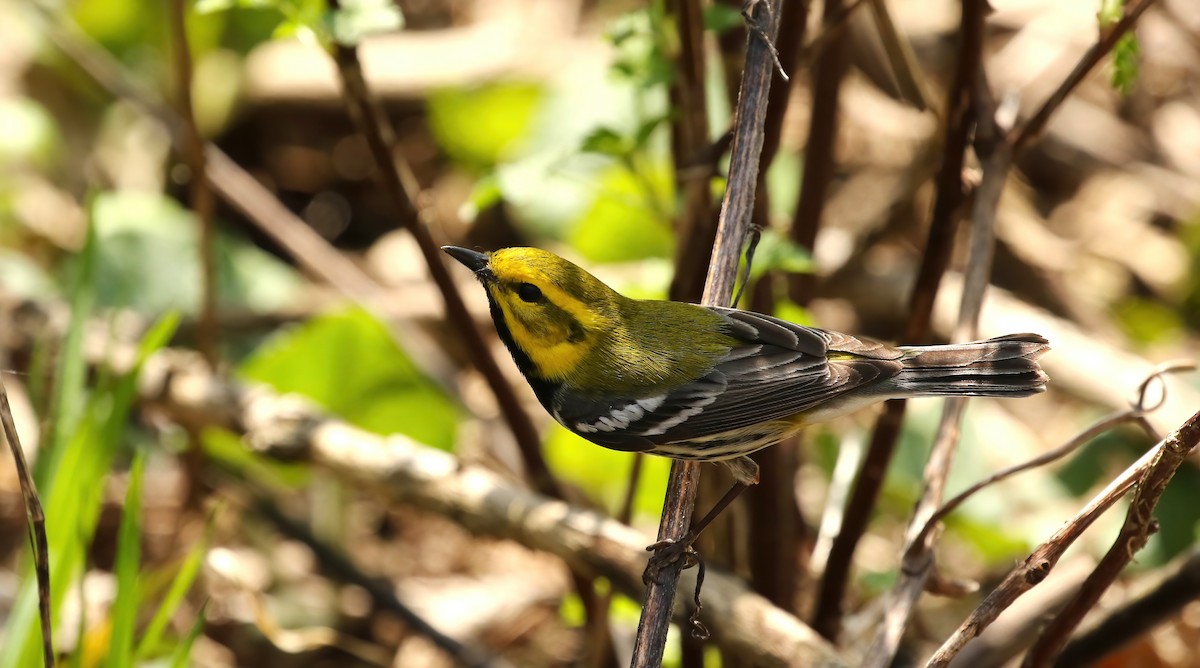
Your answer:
[497,300,588,380]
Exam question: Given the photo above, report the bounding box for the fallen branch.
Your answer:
[135,350,846,668]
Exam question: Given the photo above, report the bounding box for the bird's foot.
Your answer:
[643,536,699,586]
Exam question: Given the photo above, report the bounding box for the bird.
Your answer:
[442,245,1049,486]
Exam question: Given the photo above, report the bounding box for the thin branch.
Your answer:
[788,0,849,306]
[0,378,53,668]
[863,0,932,111]
[812,0,984,641]
[323,28,557,499]
[925,435,1175,666]
[747,0,811,615]
[922,361,1195,538]
[633,1,785,664]
[1020,408,1200,666]
[1009,0,1159,153]
[667,0,718,303]
[1057,548,1200,666]
[167,0,218,370]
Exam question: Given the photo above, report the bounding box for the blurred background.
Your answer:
[0,0,1199,665]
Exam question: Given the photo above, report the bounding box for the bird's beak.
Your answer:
[442,246,489,273]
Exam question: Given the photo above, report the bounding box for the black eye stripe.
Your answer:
[517,283,543,303]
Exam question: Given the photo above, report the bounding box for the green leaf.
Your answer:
[1110,33,1140,95]
[0,314,177,668]
[330,0,404,46]
[746,228,815,282]
[459,173,503,222]
[239,307,459,449]
[580,127,632,158]
[87,190,299,315]
[569,164,674,263]
[543,426,669,518]
[168,605,207,668]
[201,428,311,489]
[1098,0,1140,94]
[106,453,146,668]
[428,83,544,169]
[703,3,745,33]
[135,526,209,660]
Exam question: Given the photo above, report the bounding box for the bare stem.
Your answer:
[167,0,218,370]
[1009,0,1159,153]
[1020,409,1200,666]
[324,26,557,500]
[632,1,785,664]
[0,378,53,668]
[812,0,985,642]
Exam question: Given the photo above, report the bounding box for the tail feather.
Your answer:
[894,334,1049,398]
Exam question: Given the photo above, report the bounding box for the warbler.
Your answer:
[443,246,1048,485]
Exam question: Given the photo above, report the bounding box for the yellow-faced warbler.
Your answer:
[444,246,1048,485]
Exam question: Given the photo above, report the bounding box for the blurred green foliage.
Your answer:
[1098,0,1140,94]
[86,190,300,315]
[239,307,460,449]
[428,83,545,170]
[544,426,670,519]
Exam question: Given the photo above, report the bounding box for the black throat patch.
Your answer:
[484,294,560,411]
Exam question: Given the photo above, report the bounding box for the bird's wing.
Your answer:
[552,308,903,449]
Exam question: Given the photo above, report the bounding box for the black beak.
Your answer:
[442,246,489,273]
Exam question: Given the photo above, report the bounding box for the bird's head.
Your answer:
[442,246,622,380]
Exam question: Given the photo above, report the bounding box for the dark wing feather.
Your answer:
[551,307,904,447]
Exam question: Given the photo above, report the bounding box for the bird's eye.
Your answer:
[517,283,542,303]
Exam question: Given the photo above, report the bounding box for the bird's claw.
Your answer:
[643,537,699,585]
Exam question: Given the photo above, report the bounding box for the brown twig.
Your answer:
[1057,548,1200,666]
[811,0,984,642]
[788,0,849,306]
[167,0,218,370]
[863,0,931,111]
[925,435,1178,665]
[1019,408,1200,666]
[1009,0,1159,153]
[323,15,557,500]
[0,377,53,668]
[632,1,784,664]
[667,0,718,304]
[744,0,810,615]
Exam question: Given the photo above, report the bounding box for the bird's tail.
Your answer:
[894,334,1049,397]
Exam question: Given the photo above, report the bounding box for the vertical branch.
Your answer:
[1020,410,1200,667]
[667,0,716,303]
[789,0,851,305]
[0,380,53,668]
[863,68,1005,667]
[812,0,984,643]
[168,0,218,369]
[745,0,811,613]
[631,2,784,665]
